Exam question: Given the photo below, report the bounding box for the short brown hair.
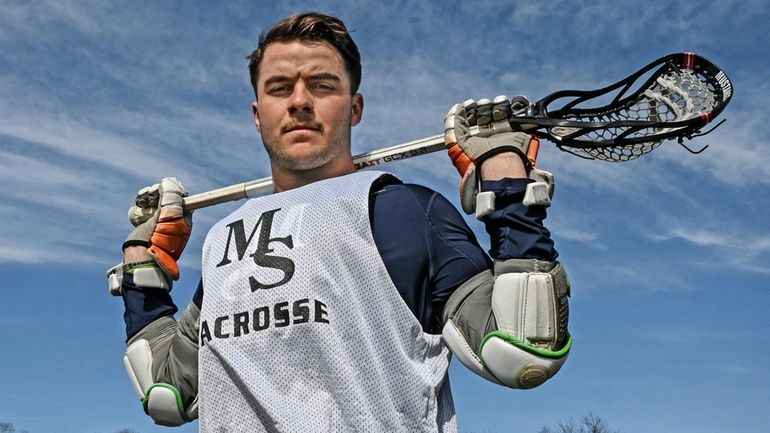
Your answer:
[247,12,361,99]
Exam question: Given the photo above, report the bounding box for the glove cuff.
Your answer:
[474,145,530,170]
[123,239,152,251]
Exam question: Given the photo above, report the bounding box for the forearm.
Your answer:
[124,245,152,262]
[480,177,558,261]
[122,271,178,338]
[475,146,558,260]
[479,151,527,180]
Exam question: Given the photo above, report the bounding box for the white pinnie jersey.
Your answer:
[199,171,455,433]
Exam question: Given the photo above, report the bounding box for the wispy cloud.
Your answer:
[649,222,770,274]
[724,364,756,375]
[637,325,734,345]
[0,205,110,266]
[552,226,601,244]
[0,2,270,266]
[650,228,728,247]
[569,260,700,294]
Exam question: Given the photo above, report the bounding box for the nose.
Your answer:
[288,83,313,115]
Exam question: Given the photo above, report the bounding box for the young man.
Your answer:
[118,12,571,432]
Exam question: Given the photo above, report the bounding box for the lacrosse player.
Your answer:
[117,11,571,432]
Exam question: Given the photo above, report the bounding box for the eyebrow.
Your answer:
[307,72,341,82]
[262,72,342,88]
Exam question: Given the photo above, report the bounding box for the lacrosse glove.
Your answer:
[124,177,193,281]
[444,96,536,215]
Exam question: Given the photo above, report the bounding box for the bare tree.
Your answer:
[539,412,619,433]
[559,418,581,433]
[582,412,617,433]
[0,422,15,433]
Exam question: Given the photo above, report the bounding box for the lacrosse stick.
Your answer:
[183,52,731,210]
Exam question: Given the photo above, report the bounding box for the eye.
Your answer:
[311,81,335,92]
[266,84,292,96]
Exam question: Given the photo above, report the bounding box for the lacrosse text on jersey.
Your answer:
[199,298,330,346]
[214,207,295,292]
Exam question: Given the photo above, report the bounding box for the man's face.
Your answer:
[253,40,363,173]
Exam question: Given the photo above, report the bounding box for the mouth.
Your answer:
[283,123,322,134]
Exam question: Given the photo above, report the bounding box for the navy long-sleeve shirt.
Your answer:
[123,177,556,337]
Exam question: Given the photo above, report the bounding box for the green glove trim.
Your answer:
[142,383,190,422]
[124,260,160,275]
[480,331,572,360]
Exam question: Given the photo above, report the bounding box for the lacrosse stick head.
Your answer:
[526,53,733,161]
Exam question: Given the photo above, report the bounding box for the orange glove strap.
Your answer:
[446,143,473,176]
[148,217,192,280]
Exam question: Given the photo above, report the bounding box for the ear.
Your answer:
[351,93,364,127]
[252,101,261,132]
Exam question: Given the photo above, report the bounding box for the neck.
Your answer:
[271,156,356,193]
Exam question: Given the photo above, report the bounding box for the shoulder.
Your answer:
[370,178,476,244]
[371,177,458,219]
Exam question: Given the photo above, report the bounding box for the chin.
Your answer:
[282,149,337,171]
[266,135,349,172]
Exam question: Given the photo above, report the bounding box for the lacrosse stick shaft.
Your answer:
[185,120,529,210]
[183,134,446,210]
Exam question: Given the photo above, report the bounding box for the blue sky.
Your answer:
[0,1,768,432]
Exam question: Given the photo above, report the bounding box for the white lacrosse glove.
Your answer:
[123,177,193,281]
[444,96,536,215]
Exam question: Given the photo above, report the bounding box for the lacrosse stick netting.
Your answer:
[529,53,733,161]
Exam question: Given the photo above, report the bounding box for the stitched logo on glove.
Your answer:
[215,208,295,291]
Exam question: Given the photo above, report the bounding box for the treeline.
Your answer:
[3,411,618,433]
[539,412,620,433]
[0,423,27,433]
[460,412,620,433]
